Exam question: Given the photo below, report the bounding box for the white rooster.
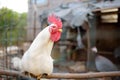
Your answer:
[12,14,62,80]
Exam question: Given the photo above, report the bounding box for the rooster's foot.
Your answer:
[42,73,48,77]
[37,74,42,80]
[23,71,32,78]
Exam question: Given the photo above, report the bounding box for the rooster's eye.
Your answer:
[52,26,56,28]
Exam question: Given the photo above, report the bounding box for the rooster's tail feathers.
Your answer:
[11,57,21,70]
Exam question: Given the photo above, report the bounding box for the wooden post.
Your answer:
[117,8,120,46]
[117,8,120,27]
[87,14,97,72]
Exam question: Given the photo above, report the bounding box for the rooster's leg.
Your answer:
[37,74,42,80]
[27,73,32,78]
[23,71,31,78]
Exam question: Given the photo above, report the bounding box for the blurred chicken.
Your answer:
[92,47,119,80]
[12,14,62,80]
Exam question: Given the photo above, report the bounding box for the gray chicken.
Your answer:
[92,47,119,80]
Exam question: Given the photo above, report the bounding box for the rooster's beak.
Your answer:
[58,29,62,32]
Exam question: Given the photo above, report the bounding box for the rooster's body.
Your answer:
[12,14,62,79]
[21,26,54,75]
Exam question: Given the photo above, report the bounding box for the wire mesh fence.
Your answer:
[0,29,25,80]
[0,7,27,80]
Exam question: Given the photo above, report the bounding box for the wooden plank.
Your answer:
[93,6,120,12]
[45,71,120,79]
[0,70,120,79]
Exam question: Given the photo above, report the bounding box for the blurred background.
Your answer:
[0,0,120,80]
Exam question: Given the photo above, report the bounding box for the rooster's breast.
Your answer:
[21,53,54,76]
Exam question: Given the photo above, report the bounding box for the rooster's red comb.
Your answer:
[48,14,62,28]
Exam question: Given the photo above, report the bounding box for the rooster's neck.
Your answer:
[27,26,54,57]
[45,40,54,55]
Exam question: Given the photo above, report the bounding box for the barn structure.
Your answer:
[27,0,120,72]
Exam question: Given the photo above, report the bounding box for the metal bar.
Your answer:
[33,0,37,38]
[0,70,120,79]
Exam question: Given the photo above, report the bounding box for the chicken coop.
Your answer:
[30,0,120,72]
[0,0,120,80]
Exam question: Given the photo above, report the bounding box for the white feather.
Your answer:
[11,57,22,70]
[91,47,98,53]
[12,25,54,77]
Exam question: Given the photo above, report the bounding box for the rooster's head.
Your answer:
[48,14,62,42]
